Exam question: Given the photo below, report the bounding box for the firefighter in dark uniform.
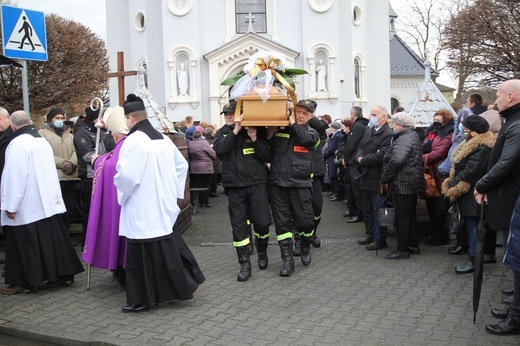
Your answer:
[293,100,328,255]
[267,99,319,276]
[213,101,272,282]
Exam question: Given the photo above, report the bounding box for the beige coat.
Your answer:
[39,124,79,181]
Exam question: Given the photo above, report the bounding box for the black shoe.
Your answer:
[346,215,361,223]
[210,193,219,197]
[491,307,510,319]
[486,318,520,335]
[501,296,513,305]
[407,246,421,255]
[310,236,321,248]
[501,288,514,296]
[343,212,351,218]
[203,204,214,208]
[448,245,467,255]
[448,244,458,252]
[385,250,410,260]
[329,196,341,201]
[122,304,149,313]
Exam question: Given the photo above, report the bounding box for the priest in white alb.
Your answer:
[1,111,84,295]
[114,94,205,313]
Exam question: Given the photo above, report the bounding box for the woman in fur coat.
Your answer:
[442,115,495,274]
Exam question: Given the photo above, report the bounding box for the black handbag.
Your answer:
[376,190,395,227]
[448,202,465,234]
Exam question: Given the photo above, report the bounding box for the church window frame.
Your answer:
[235,0,267,34]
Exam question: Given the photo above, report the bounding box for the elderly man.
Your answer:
[1,111,84,295]
[114,94,204,313]
[355,105,393,250]
[474,79,520,335]
[267,99,319,276]
[213,101,272,282]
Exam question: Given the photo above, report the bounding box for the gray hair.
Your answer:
[350,106,363,118]
[10,110,33,128]
[375,105,389,116]
[0,107,9,118]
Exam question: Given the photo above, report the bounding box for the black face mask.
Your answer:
[433,121,442,128]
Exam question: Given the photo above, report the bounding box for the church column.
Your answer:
[269,0,279,41]
[189,59,198,108]
[328,57,337,102]
[307,56,316,99]
[168,60,178,108]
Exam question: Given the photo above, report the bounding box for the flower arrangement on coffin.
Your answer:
[220,51,308,126]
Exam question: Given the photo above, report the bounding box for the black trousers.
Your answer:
[393,194,418,251]
[227,184,271,245]
[346,166,363,218]
[311,177,323,231]
[425,197,449,242]
[270,185,314,239]
[59,180,79,232]
[361,190,387,241]
[190,173,212,205]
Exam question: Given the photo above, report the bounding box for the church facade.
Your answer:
[106,0,391,126]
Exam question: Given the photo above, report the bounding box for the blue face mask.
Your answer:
[392,127,398,135]
[53,120,64,128]
[370,116,379,128]
[458,122,463,133]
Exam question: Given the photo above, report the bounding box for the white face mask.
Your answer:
[370,116,379,127]
[53,120,64,128]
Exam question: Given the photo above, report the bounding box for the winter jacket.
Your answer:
[324,130,344,178]
[475,103,520,231]
[213,125,270,187]
[39,123,80,181]
[380,128,424,196]
[344,117,369,165]
[205,134,222,174]
[442,131,494,218]
[308,117,328,177]
[356,123,393,192]
[422,121,454,192]
[73,117,112,179]
[188,138,215,174]
[269,123,319,188]
[504,193,520,272]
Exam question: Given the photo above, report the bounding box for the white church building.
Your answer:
[106,0,395,127]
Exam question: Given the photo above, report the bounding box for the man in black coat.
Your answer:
[355,105,393,250]
[475,79,520,335]
[343,106,369,222]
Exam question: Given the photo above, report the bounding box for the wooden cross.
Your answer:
[107,51,137,106]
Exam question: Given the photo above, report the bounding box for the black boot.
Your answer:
[279,240,295,277]
[300,237,312,266]
[256,239,268,270]
[311,219,321,248]
[236,246,252,282]
[293,234,301,257]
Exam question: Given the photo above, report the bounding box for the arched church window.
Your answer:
[235,0,267,34]
[354,58,360,98]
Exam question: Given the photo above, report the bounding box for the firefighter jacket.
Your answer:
[213,125,271,187]
[268,123,319,188]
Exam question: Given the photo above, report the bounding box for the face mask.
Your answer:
[433,121,442,128]
[392,127,398,135]
[458,122,463,132]
[370,116,379,128]
[53,120,64,128]
[462,131,469,139]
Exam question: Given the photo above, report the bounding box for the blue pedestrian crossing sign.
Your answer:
[1,5,47,61]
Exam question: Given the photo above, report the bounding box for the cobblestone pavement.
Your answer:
[0,188,519,345]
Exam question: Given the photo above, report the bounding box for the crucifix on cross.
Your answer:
[107,52,137,106]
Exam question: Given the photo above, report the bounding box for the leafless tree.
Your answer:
[0,11,108,118]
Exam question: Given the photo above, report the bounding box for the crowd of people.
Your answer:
[1,79,520,335]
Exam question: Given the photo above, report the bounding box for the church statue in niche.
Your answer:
[316,59,327,91]
[177,62,189,96]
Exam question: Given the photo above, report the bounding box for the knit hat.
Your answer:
[103,106,128,135]
[295,99,314,113]
[462,115,490,134]
[220,101,237,115]
[392,112,415,128]
[123,93,146,115]
[329,121,341,130]
[84,106,100,122]
[46,107,65,122]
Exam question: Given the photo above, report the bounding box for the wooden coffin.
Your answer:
[235,87,291,127]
